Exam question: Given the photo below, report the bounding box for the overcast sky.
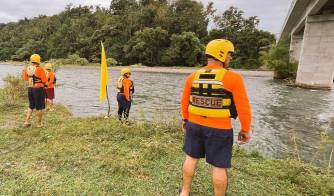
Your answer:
[0,0,292,35]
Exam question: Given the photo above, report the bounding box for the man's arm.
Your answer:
[37,67,47,84]
[23,69,28,81]
[232,74,252,132]
[123,79,131,101]
[232,74,252,144]
[48,73,55,86]
[181,74,194,121]
[180,74,194,132]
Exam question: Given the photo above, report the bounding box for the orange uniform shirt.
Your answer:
[23,65,47,88]
[181,62,252,132]
[122,78,133,101]
[46,71,55,88]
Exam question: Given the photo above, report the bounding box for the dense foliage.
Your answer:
[210,6,276,69]
[260,41,298,79]
[0,0,275,68]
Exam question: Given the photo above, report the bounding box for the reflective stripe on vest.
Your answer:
[188,68,237,118]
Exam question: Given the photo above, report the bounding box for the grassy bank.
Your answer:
[0,88,333,195]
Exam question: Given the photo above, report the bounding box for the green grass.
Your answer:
[0,89,333,195]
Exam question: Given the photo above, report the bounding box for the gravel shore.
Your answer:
[1,62,274,77]
[111,66,274,77]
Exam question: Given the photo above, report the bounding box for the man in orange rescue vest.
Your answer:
[117,68,134,120]
[23,54,47,128]
[45,63,56,111]
[180,39,252,196]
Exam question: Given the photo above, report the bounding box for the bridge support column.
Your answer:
[296,14,334,89]
[290,34,303,62]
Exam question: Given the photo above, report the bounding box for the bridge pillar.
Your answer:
[296,14,334,89]
[290,34,303,62]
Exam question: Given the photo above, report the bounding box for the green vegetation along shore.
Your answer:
[0,0,275,69]
[0,86,333,195]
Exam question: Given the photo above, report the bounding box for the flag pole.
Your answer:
[100,41,111,117]
[106,85,111,117]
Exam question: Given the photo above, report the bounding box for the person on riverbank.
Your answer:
[23,54,47,128]
[116,68,134,121]
[179,39,252,196]
[44,63,56,111]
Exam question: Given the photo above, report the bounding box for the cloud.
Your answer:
[0,0,292,34]
[0,0,110,24]
[200,0,292,35]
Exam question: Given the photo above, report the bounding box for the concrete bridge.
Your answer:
[280,0,334,89]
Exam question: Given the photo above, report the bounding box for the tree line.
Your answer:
[0,0,275,68]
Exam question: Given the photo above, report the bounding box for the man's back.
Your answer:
[181,63,251,131]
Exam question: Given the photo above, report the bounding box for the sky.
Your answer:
[0,0,292,35]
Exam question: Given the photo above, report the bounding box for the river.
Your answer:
[1,64,333,167]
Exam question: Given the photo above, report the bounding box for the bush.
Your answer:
[162,32,204,67]
[125,27,170,66]
[246,59,261,69]
[49,55,118,67]
[260,42,298,79]
[51,54,89,66]
[1,75,26,106]
[107,58,119,66]
[63,54,89,65]
[230,58,242,69]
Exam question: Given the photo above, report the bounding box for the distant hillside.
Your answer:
[0,0,275,68]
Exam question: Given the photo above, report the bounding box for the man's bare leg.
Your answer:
[47,99,54,111]
[212,167,228,196]
[46,99,49,110]
[36,110,43,127]
[24,108,33,126]
[180,155,198,196]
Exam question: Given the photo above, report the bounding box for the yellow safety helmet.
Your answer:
[45,63,52,70]
[30,54,41,64]
[205,39,234,63]
[121,68,131,75]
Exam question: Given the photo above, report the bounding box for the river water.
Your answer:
[1,64,334,167]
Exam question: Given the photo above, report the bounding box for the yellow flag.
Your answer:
[99,42,108,103]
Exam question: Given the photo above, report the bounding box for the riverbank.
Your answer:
[0,87,333,195]
[111,65,274,77]
[0,61,274,77]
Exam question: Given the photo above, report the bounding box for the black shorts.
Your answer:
[28,87,45,110]
[183,121,234,168]
[117,93,131,109]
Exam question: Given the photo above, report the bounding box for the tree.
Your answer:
[260,42,298,79]
[110,0,138,15]
[124,27,169,66]
[210,6,276,69]
[168,0,208,39]
[162,32,204,66]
